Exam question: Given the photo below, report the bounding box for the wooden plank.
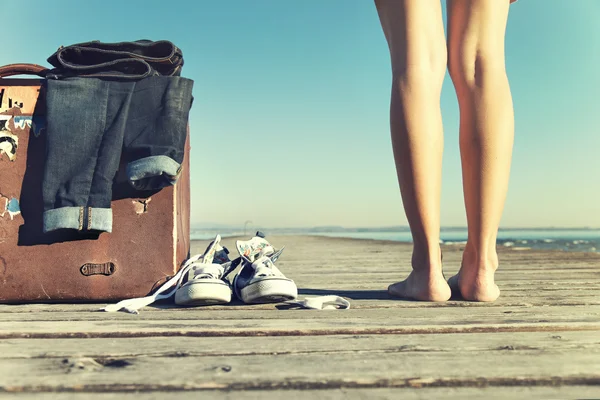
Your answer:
[0,294,599,314]
[0,331,597,359]
[0,319,598,339]
[3,387,600,399]
[1,292,600,314]
[289,270,600,277]
[0,304,598,323]
[290,282,600,291]
[1,292,600,315]
[0,348,599,390]
[2,287,600,314]
[289,275,600,285]
[278,266,600,276]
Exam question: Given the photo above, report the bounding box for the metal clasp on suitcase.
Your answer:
[80,262,116,276]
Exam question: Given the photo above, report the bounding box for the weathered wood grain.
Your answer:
[0,349,599,390]
[0,304,599,323]
[3,387,600,399]
[0,235,598,396]
[0,331,597,359]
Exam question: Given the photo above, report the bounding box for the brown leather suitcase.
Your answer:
[0,64,190,303]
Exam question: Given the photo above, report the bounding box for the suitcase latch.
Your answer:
[81,262,116,276]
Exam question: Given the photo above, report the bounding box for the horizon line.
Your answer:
[191,225,600,231]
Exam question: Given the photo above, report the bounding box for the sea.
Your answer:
[191,228,600,253]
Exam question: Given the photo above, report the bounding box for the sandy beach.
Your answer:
[0,235,599,398]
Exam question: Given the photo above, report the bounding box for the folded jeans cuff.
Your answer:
[43,206,112,233]
[126,155,181,190]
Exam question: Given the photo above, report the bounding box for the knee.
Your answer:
[390,48,447,91]
[448,48,507,92]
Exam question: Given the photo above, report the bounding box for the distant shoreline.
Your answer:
[190,229,600,254]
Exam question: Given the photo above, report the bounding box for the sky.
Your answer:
[2,0,599,229]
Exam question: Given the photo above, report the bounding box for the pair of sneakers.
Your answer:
[174,232,298,306]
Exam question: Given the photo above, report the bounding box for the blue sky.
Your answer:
[2,0,599,229]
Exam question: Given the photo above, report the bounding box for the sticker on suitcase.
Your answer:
[0,115,10,131]
[0,196,20,220]
[0,130,18,161]
[0,88,31,114]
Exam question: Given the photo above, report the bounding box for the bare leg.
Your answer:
[447,0,515,302]
[375,0,450,301]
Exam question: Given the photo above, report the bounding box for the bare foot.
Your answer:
[388,269,451,302]
[448,263,500,302]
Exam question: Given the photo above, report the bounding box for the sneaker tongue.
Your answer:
[201,235,223,264]
[213,248,230,265]
[236,237,275,262]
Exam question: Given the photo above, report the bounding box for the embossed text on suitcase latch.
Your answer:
[81,262,116,276]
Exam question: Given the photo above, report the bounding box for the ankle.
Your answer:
[463,243,499,272]
[411,243,442,273]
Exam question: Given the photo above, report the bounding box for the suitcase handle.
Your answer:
[0,63,48,78]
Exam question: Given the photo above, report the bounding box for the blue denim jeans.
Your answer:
[46,40,183,79]
[43,76,193,233]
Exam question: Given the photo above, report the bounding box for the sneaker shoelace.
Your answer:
[286,296,350,310]
[102,255,240,314]
[190,262,225,280]
[243,249,285,278]
[103,234,352,313]
[251,256,279,277]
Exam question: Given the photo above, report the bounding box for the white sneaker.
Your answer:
[102,235,241,313]
[233,232,297,304]
[174,235,237,306]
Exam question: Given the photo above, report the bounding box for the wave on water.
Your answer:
[493,238,598,252]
